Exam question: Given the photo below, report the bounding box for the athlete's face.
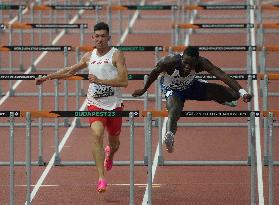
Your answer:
[92,29,110,49]
[181,55,197,77]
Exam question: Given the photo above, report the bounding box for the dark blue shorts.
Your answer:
[162,80,208,102]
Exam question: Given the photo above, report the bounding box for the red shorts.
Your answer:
[87,104,123,136]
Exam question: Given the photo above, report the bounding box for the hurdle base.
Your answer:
[144,156,148,166]
[75,118,82,128]
[38,156,46,166]
[64,118,71,127]
[57,160,146,166]
[157,156,164,165]
[31,64,36,72]
[9,89,15,97]
[19,64,24,72]
[161,160,249,166]
[264,156,269,166]
[54,155,61,166]
[247,156,251,165]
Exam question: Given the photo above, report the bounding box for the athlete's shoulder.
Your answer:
[158,54,180,67]
[112,48,125,61]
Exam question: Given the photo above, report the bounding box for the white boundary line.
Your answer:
[249,0,264,204]
[28,101,87,202]
[27,0,145,203]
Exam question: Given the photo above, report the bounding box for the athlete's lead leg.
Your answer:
[164,95,184,153]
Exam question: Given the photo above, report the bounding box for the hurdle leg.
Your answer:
[8,29,15,96]
[9,112,15,205]
[249,112,256,205]
[38,84,45,165]
[268,112,274,205]
[75,49,81,128]
[147,112,153,205]
[263,74,269,165]
[54,79,61,165]
[156,76,164,165]
[247,75,253,164]
[25,112,32,205]
[129,112,135,205]
[63,48,70,127]
[144,75,149,165]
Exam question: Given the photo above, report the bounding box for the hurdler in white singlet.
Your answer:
[86,47,122,110]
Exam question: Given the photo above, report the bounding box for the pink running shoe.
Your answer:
[97,179,107,193]
[104,146,113,171]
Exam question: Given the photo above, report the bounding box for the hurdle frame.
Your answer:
[144,111,258,205]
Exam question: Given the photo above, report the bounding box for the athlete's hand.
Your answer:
[88,74,100,84]
[242,93,252,103]
[132,89,146,97]
[35,77,47,85]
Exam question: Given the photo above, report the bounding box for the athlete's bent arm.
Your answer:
[35,52,90,85]
[132,61,165,97]
[88,50,128,87]
[201,58,252,102]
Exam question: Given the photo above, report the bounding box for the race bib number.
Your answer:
[91,84,114,98]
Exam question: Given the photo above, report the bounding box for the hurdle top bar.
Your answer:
[173,23,254,29]
[32,5,103,10]
[258,73,279,80]
[3,23,88,29]
[2,3,278,11]
[0,111,140,118]
[0,4,26,10]
[0,74,258,81]
[1,110,278,118]
[173,23,279,29]
[75,45,260,52]
[75,45,164,52]
[1,45,278,52]
[142,110,261,117]
[0,46,71,51]
[183,4,279,10]
[142,111,279,118]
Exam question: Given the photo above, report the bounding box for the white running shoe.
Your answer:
[163,131,175,153]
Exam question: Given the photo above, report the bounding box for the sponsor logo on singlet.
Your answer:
[90,59,109,65]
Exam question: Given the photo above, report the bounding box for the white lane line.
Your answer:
[0,4,85,107]
[8,1,34,24]
[118,0,146,45]
[28,0,145,203]
[249,0,264,204]
[29,100,87,202]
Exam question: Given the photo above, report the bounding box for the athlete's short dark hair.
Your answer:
[183,46,199,58]
[94,22,109,33]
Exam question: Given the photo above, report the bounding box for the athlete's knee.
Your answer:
[168,109,181,121]
[91,125,105,145]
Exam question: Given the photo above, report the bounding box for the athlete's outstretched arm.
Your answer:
[35,52,90,85]
[132,61,166,97]
[201,57,252,102]
[88,50,128,87]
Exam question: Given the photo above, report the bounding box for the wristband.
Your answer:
[239,89,248,97]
